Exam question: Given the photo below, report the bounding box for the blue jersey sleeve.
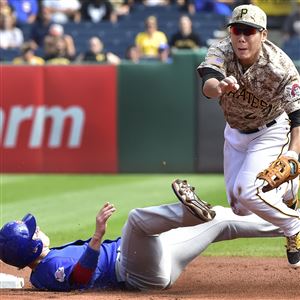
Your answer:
[70,245,100,285]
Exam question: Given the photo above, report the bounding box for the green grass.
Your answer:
[0,174,288,257]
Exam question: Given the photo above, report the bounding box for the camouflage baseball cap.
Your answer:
[227,4,267,29]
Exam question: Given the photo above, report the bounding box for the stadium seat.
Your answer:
[6,3,233,62]
[18,23,32,41]
[0,48,20,62]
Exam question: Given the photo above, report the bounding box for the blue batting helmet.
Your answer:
[0,214,43,268]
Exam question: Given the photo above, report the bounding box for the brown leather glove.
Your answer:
[257,156,300,192]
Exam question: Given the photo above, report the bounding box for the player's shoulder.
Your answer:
[209,36,232,52]
[30,250,76,290]
[204,37,233,61]
[202,37,233,66]
[263,40,286,56]
[262,40,295,69]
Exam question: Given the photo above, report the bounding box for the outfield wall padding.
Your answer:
[0,65,118,173]
[1,51,226,173]
[118,52,201,172]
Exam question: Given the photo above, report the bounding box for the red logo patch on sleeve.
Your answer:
[291,83,300,97]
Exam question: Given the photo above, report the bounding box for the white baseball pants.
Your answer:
[116,203,281,291]
[224,112,300,236]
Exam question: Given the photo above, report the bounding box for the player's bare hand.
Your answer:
[89,203,116,250]
[94,202,116,238]
[218,75,240,95]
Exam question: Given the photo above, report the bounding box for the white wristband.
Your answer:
[284,150,299,160]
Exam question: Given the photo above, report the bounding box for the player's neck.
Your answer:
[238,48,261,71]
[28,248,50,270]
[242,64,250,73]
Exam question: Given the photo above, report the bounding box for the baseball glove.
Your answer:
[257,156,300,192]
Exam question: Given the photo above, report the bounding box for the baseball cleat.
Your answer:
[172,179,216,222]
[286,231,300,268]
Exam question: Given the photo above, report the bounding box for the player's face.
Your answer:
[230,25,267,67]
[33,226,50,248]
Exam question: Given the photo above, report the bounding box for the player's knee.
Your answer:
[127,208,139,225]
[127,208,146,230]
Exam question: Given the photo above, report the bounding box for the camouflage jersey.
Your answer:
[197,37,300,132]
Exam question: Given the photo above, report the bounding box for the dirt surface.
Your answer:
[1,256,299,300]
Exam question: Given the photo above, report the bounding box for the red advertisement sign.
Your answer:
[0,65,117,173]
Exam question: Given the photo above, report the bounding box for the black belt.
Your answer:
[239,119,277,134]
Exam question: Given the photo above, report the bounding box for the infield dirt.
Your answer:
[1,256,299,300]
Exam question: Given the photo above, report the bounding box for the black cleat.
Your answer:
[286,231,300,268]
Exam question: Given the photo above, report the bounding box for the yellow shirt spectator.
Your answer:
[135,31,168,57]
[12,42,45,65]
[46,57,70,65]
[13,56,44,65]
[135,15,168,58]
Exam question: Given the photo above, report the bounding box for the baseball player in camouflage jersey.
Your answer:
[0,179,283,291]
[197,4,300,267]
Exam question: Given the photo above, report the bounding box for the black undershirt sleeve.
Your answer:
[197,67,225,97]
[197,67,225,85]
[288,109,300,129]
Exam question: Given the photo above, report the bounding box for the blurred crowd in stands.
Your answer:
[0,0,300,65]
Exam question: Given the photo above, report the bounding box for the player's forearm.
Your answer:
[203,76,240,98]
[71,245,100,285]
[203,78,223,98]
[88,202,115,251]
[89,233,104,251]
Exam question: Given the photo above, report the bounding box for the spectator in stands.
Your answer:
[43,23,76,62]
[77,36,121,65]
[45,38,71,65]
[169,15,203,49]
[80,0,117,24]
[42,0,81,24]
[0,0,13,17]
[187,0,232,16]
[282,0,300,41]
[12,42,44,65]
[0,13,24,49]
[8,0,38,26]
[125,44,141,63]
[112,0,134,18]
[29,6,53,49]
[157,43,173,63]
[135,15,168,59]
